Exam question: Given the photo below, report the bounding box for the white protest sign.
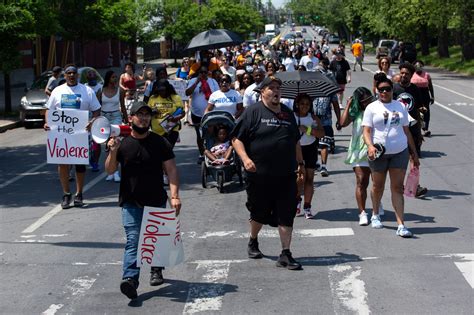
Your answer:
[46,109,89,165]
[138,207,184,268]
[169,79,189,101]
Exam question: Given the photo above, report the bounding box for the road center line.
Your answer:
[0,162,47,190]
[22,173,106,234]
[41,304,64,315]
[432,84,474,101]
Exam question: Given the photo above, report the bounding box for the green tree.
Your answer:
[0,0,58,113]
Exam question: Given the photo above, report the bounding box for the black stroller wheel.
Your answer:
[201,162,208,188]
[217,172,225,193]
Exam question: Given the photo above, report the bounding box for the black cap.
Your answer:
[254,76,282,93]
[129,101,152,115]
[52,66,62,73]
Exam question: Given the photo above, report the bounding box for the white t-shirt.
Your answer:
[101,89,121,112]
[187,77,219,117]
[375,69,395,80]
[295,113,317,146]
[208,89,243,117]
[243,82,259,107]
[283,57,297,72]
[85,82,103,95]
[361,100,409,154]
[46,83,101,112]
[299,55,319,71]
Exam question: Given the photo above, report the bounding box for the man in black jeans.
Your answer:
[105,101,181,299]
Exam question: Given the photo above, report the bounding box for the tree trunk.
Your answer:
[460,4,474,61]
[3,73,12,113]
[419,24,430,56]
[437,25,450,58]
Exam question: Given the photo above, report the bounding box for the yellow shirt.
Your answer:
[148,94,183,135]
[351,43,363,57]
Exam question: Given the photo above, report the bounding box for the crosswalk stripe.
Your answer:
[184,228,354,239]
[435,254,474,288]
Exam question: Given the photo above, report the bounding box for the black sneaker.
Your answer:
[61,193,72,209]
[247,237,263,259]
[276,250,302,270]
[150,267,164,286]
[73,193,84,207]
[415,185,428,197]
[120,278,138,299]
[320,167,329,177]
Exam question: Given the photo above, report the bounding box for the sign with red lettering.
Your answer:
[46,109,89,164]
[137,207,184,267]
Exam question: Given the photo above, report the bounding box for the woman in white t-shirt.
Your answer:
[293,94,324,219]
[204,74,243,118]
[362,77,419,238]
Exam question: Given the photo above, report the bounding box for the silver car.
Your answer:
[20,67,103,127]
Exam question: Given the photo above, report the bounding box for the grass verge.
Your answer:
[421,46,474,76]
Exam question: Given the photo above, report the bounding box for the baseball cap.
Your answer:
[129,101,152,115]
[254,76,282,93]
[52,66,62,73]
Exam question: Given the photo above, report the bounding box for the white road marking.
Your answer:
[0,251,5,256]
[183,260,246,314]
[328,264,370,315]
[41,304,64,315]
[20,235,37,238]
[435,253,474,288]
[21,173,106,234]
[14,239,46,243]
[434,101,474,123]
[432,84,474,101]
[67,276,96,296]
[184,228,354,239]
[72,262,89,266]
[0,162,47,190]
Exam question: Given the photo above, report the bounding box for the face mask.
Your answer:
[132,122,149,134]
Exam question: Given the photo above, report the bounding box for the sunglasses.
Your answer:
[378,86,392,93]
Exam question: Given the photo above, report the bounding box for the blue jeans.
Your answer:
[121,202,166,281]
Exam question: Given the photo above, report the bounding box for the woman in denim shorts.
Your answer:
[361,75,420,238]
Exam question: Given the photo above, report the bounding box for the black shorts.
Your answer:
[301,141,318,169]
[245,173,297,227]
[317,125,335,147]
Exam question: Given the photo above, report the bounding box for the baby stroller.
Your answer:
[200,111,243,193]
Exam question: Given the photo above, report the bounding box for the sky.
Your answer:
[271,0,287,8]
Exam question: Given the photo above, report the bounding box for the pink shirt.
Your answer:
[411,71,431,88]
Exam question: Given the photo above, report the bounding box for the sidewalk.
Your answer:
[0,58,181,133]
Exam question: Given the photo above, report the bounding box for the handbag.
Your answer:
[404,166,420,198]
[368,111,391,160]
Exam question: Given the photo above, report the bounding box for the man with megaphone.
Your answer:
[105,101,181,300]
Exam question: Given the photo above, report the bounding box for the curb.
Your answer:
[0,120,22,133]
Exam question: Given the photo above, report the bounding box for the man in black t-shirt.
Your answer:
[105,101,181,299]
[231,76,305,270]
[329,51,351,105]
[393,63,428,197]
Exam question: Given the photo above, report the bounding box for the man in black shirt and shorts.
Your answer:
[105,101,181,299]
[231,76,305,270]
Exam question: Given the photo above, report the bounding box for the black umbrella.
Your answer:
[275,71,341,99]
[185,29,243,52]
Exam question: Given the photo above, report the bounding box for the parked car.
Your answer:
[19,67,104,127]
[398,42,417,64]
[375,39,398,60]
[328,34,340,44]
[283,33,296,44]
[302,27,307,33]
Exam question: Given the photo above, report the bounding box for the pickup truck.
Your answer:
[376,39,399,61]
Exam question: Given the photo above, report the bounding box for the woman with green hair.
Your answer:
[339,87,378,226]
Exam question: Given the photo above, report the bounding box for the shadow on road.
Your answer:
[420,150,447,158]
[418,189,470,200]
[128,278,238,307]
[263,252,363,266]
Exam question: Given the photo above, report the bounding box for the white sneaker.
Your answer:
[359,211,369,226]
[113,171,121,183]
[163,175,169,185]
[371,215,383,229]
[106,174,114,181]
[396,225,413,238]
[378,202,384,216]
[303,207,313,219]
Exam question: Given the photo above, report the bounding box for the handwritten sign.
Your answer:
[46,109,89,165]
[138,207,184,267]
[169,79,189,101]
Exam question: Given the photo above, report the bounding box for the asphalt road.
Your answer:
[1,30,473,314]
